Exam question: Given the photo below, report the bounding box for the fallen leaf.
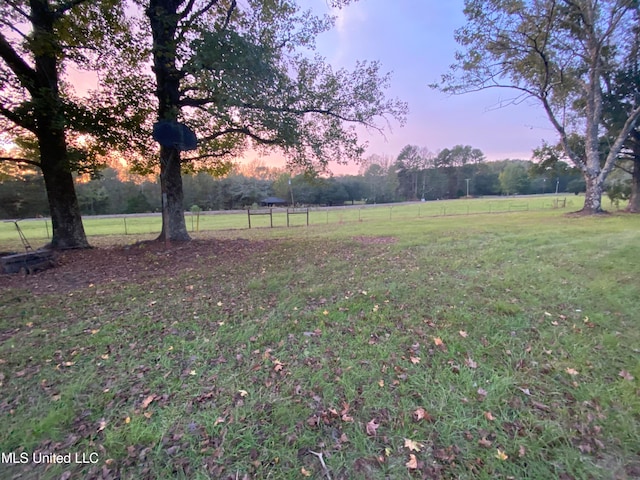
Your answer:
[143,412,152,418]
[484,411,495,421]
[404,438,422,452]
[465,357,477,369]
[238,389,248,397]
[495,449,508,461]
[518,445,526,457]
[619,370,634,381]
[410,356,420,364]
[531,400,551,412]
[366,419,379,436]
[459,330,468,338]
[141,395,155,409]
[301,467,312,477]
[433,337,443,346]
[565,367,579,376]
[97,419,107,432]
[378,379,384,388]
[125,417,131,424]
[478,437,492,448]
[477,387,488,399]
[406,454,418,469]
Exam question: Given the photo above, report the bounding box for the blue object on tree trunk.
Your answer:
[153,120,198,151]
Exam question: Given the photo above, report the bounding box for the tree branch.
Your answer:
[199,126,283,146]
[0,156,41,168]
[53,0,91,18]
[0,32,38,94]
[2,0,31,20]
[600,104,640,181]
[0,104,35,132]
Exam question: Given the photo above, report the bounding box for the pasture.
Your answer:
[0,202,639,479]
[0,195,583,250]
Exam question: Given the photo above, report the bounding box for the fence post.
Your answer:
[45,220,50,239]
[247,209,251,229]
[270,208,273,228]
[123,217,128,235]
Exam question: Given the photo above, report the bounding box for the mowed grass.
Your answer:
[0,195,591,249]
[1,207,639,479]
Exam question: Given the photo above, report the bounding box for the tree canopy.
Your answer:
[0,0,144,247]
[436,0,640,213]
[141,0,408,241]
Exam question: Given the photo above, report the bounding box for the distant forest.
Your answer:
[0,156,590,219]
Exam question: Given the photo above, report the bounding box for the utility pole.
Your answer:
[289,178,295,206]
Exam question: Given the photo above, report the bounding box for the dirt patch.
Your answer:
[0,238,274,296]
[352,236,397,245]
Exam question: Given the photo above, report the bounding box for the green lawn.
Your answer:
[1,206,638,479]
[0,195,591,251]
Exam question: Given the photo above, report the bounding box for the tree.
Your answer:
[499,161,530,195]
[395,145,427,200]
[142,0,407,241]
[436,145,484,198]
[0,0,138,248]
[436,0,640,213]
[603,14,640,212]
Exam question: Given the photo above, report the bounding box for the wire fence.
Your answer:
[0,196,591,248]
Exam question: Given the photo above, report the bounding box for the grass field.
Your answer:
[1,204,639,479]
[0,195,591,251]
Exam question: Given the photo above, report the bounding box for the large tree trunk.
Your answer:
[31,0,89,249]
[158,146,190,241]
[579,174,605,214]
[148,0,191,242]
[39,135,89,249]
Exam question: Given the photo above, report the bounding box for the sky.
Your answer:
[67,0,558,175]
[290,0,558,174]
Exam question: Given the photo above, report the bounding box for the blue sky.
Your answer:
[300,0,557,171]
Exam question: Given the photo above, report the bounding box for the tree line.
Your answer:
[1,146,592,219]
